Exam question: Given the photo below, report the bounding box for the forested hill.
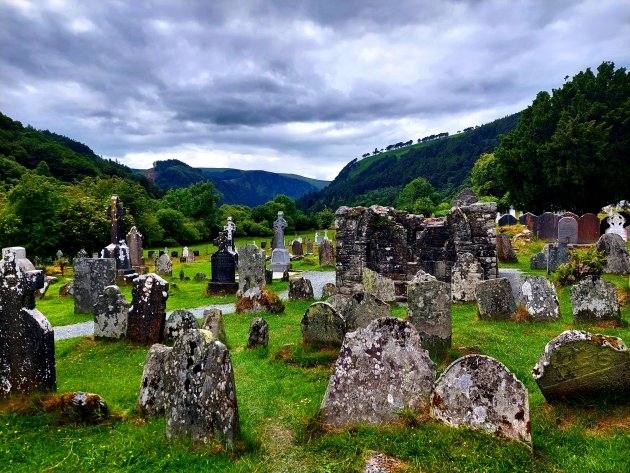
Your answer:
[141,159,329,207]
[0,112,161,197]
[298,112,520,212]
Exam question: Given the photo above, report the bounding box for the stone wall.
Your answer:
[335,203,496,294]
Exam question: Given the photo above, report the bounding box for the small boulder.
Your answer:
[236,287,285,314]
[193,272,207,282]
[321,282,337,298]
[288,277,314,301]
[247,317,269,348]
[60,392,108,423]
[570,276,621,323]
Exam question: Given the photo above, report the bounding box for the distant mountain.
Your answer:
[140,159,329,207]
[298,113,521,212]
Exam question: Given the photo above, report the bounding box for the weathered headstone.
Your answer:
[407,277,452,357]
[164,329,240,447]
[201,308,226,343]
[319,239,335,267]
[320,318,436,428]
[271,211,288,250]
[137,344,171,417]
[475,278,517,321]
[538,212,559,241]
[60,391,109,423]
[518,276,560,321]
[73,257,116,314]
[577,213,600,243]
[236,287,285,314]
[334,292,392,332]
[291,240,303,256]
[431,355,531,446]
[595,233,630,275]
[557,216,578,244]
[224,216,237,253]
[127,273,169,344]
[496,233,518,263]
[532,330,629,402]
[451,252,484,302]
[362,268,396,302]
[208,232,238,295]
[321,282,337,298]
[604,212,627,241]
[546,241,569,273]
[288,277,314,301]
[164,309,198,343]
[0,248,55,397]
[126,226,146,271]
[497,214,518,227]
[315,232,323,246]
[270,212,291,273]
[529,251,547,270]
[306,239,314,254]
[237,244,266,293]
[156,253,172,277]
[301,302,346,346]
[519,212,539,236]
[453,188,478,208]
[93,285,129,338]
[102,195,133,274]
[247,317,269,348]
[570,276,621,322]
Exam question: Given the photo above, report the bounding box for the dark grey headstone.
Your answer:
[538,212,559,241]
[127,273,169,344]
[73,257,116,314]
[407,278,452,357]
[291,240,303,256]
[546,242,569,273]
[497,214,518,227]
[319,239,335,267]
[595,233,630,275]
[557,217,578,244]
[301,302,345,346]
[475,278,517,321]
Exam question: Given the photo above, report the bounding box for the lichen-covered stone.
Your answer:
[60,392,108,423]
[546,242,569,273]
[320,317,435,428]
[595,233,630,274]
[93,285,129,338]
[201,308,226,343]
[529,252,547,270]
[431,355,531,446]
[164,329,240,448]
[518,276,560,321]
[362,268,396,302]
[59,280,74,297]
[321,282,337,298]
[451,252,484,302]
[193,272,206,282]
[364,451,403,473]
[475,278,517,321]
[407,278,452,357]
[237,244,266,293]
[164,309,198,343]
[301,302,346,346]
[127,273,169,344]
[496,233,518,263]
[532,330,630,402]
[73,257,116,314]
[235,287,285,314]
[288,277,314,301]
[570,276,621,322]
[156,253,172,277]
[137,344,172,417]
[319,239,335,267]
[334,292,392,332]
[247,317,269,348]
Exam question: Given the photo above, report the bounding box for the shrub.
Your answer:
[556,248,606,286]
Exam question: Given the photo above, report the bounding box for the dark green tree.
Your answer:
[395,177,438,215]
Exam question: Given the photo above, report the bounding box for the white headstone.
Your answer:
[605,212,627,242]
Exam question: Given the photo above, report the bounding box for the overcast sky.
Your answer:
[1,0,629,181]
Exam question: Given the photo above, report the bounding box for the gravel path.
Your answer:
[54,271,336,341]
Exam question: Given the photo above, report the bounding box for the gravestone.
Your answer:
[126,226,146,272]
[127,273,169,344]
[431,355,531,446]
[530,251,547,270]
[519,212,539,236]
[93,285,129,338]
[194,272,206,282]
[604,212,627,241]
[236,287,284,314]
[496,233,518,263]
[577,213,600,243]
[518,276,560,321]
[208,233,238,295]
[288,277,314,301]
[497,214,518,227]
[475,278,517,321]
[532,330,629,402]
[156,253,172,277]
[407,276,452,357]
[595,233,630,274]
[315,232,323,246]
[59,391,109,423]
[559,212,579,221]
[237,244,266,293]
[362,268,396,302]
[247,317,269,348]
[0,248,55,397]
[320,318,436,428]
[321,282,337,298]
[330,292,392,332]
[73,257,116,314]
[306,239,314,254]
[182,247,189,260]
[291,240,303,256]
[201,308,227,343]
[570,276,621,322]
[164,329,240,448]
[102,195,133,274]
[187,251,195,263]
[557,217,578,244]
[453,188,478,208]
[301,302,346,346]
[451,252,484,302]
[538,212,559,241]
[137,344,172,417]
[271,211,287,250]
[171,251,178,258]
[319,239,335,267]
[223,216,236,253]
[546,241,569,273]
[164,309,198,343]
[270,212,291,272]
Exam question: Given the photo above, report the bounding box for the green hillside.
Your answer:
[298,113,520,212]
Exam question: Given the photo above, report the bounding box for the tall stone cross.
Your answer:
[224,217,236,251]
[106,195,126,245]
[273,211,288,249]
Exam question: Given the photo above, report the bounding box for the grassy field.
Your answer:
[1,234,629,472]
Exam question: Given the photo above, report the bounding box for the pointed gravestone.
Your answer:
[0,249,55,397]
[496,233,518,263]
[73,257,116,314]
[451,252,484,302]
[318,239,335,267]
[577,213,600,244]
[306,239,314,254]
[288,277,314,301]
[301,302,346,346]
[320,318,436,428]
[126,226,146,272]
[538,212,558,241]
[557,217,578,244]
[137,344,171,417]
[93,285,129,338]
[127,273,169,344]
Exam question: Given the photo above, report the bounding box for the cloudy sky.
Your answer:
[1,0,629,180]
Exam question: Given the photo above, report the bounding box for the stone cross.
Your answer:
[224,217,236,251]
[605,211,627,242]
[106,195,126,245]
[273,211,288,249]
[55,250,63,260]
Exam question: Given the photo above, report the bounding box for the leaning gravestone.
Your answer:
[570,276,621,323]
[496,233,518,263]
[137,344,172,417]
[93,285,129,338]
[320,317,436,428]
[288,277,314,301]
[532,330,629,402]
[431,355,531,446]
[577,213,600,243]
[156,253,172,277]
[247,317,269,348]
[557,217,578,244]
[201,308,227,343]
[407,274,452,357]
[475,278,517,321]
[164,309,198,343]
[73,257,116,314]
[537,212,559,241]
[518,276,560,321]
[319,239,335,267]
[301,302,346,346]
[291,240,303,256]
[0,248,55,397]
[595,233,630,275]
[127,273,169,344]
[237,244,266,293]
[339,291,392,332]
[451,252,484,302]
[362,268,396,302]
[164,329,240,448]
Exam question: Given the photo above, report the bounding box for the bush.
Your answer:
[556,248,606,286]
